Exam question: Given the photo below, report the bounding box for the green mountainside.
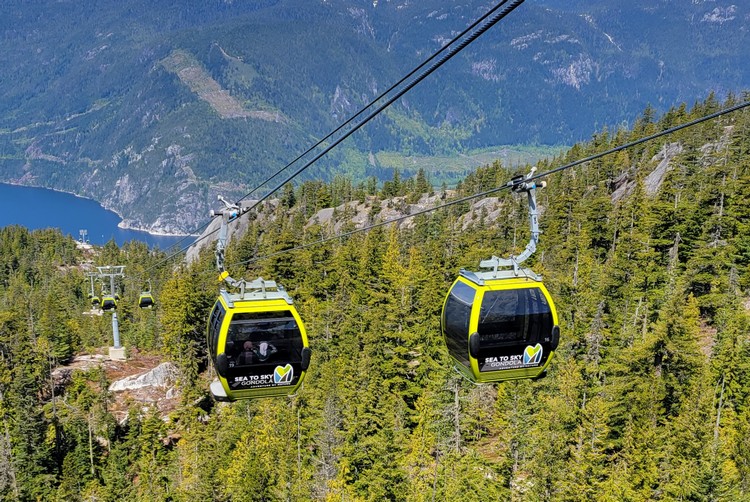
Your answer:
[1,96,750,500]
[0,0,747,234]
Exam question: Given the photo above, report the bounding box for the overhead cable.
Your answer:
[234,0,515,205]
[239,0,527,215]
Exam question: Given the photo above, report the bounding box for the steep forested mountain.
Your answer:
[1,95,750,500]
[0,0,747,233]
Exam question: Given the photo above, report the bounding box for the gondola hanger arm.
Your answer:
[479,167,545,276]
[211,195,250,289]
[210,195,293,303]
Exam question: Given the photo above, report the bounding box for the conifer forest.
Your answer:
[2,95,750,501]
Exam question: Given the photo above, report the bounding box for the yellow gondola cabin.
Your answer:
[442,168,560,383]
[442,272,559,382]
[207,286,311,401]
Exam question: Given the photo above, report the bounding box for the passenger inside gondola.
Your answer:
[238,341,256,365]
[234,340,279,365]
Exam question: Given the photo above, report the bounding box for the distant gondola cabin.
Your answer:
[101,295,117,312]
[442,271,559,383]
[207,290,310,401]
[138,292,154,309]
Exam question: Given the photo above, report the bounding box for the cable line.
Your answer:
[142,0,526,275]
[227,99,750,269]
[527,98,750,184]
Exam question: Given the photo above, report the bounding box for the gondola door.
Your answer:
[469,278,559,382]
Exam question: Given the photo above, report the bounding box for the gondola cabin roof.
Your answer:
[459,266,543,285]
[216,281,294,309]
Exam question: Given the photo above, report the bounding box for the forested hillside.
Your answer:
[1,95,750,500]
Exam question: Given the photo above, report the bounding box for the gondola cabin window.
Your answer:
[225,311,303,369]
[208,302,225,365]
[443,280,476,367]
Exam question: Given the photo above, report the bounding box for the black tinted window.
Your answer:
[443,282,475,366]
[477,287,552,348]
[208,302,225,363]
[224,310,303,367]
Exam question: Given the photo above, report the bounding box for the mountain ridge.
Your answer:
[0,0,747,233]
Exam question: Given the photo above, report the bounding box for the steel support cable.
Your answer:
[142,0,526,275]
[158,227,209,257]
[227,99,750,269]
[525,99,750,184]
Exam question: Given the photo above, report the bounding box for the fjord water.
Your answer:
[0,183,189,249]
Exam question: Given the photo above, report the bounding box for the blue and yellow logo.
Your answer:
[523,344,543,365]
[274,364,294,384]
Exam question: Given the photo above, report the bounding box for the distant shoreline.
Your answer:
[116,219,195,238]
[0,180,194,238]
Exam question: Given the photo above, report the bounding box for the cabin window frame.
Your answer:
[208,301,225,364]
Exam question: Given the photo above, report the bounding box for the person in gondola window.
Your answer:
[238,341,256,365]
[255,341,278,362]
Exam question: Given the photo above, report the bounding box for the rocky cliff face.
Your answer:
[186,190,518,264]
[51,354,181,422]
